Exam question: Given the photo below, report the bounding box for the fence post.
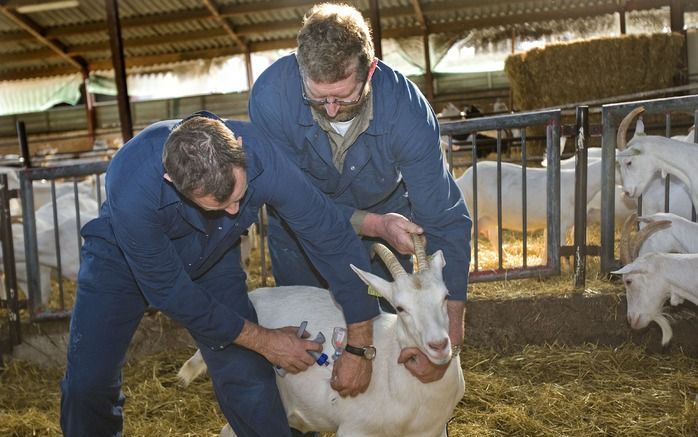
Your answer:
[0,174,21,348]
[573,106,589,288]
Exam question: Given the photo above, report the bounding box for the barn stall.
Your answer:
[1,0,698,436]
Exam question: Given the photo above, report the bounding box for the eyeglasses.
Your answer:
[301,58,377,107]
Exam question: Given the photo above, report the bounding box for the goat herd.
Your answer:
[456,106,697,344]
[0,106,696,436]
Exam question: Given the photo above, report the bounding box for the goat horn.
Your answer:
[619,213,637,265]
[412,234,429,272]
[630,220,672,260]
[371,243,407,279]
[616,106,645,150]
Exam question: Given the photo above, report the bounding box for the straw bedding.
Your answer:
[1,342,696,436]
[1,229,696,436]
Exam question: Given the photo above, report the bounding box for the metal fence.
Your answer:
[2,94,698,353]
[440,109,562,282]
[600,95,698,273]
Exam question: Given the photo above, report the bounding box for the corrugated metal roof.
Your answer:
[0,0,695,81]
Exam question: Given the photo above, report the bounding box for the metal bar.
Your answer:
[496,130,503,270]
[0,174,21,347]
[664,112,671,213]
[19,172,41,315]
[694,109,697,222]
[20,161,109,181]
[441,109,561,136]
[573,106,589,288]
[471,135,479,272]
[105,0,134,142]
[520,128,527,268]
[50,181,65,309]
[17,121,31,168]
[546,120,561,274]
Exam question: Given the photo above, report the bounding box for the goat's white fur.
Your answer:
[617,118,698,212]
[613,252,698,345]
[635,212,698,255]
[0,192,99,307]
[178,248,464,437]
[455,159,602,249]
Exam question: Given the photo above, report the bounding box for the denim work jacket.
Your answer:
[249,54,472,300]
[80,117,379,350]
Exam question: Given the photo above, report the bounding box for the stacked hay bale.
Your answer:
[505,33,685,111]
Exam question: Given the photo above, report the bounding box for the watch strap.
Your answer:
[344,344,367,357]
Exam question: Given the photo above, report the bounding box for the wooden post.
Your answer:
[81,68,96,146]
[422,32,434,101]
[245,49,253,91]
[105,0,133,143]
[368,0,382,59]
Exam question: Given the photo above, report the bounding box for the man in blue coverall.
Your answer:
[59,111,380,437]
[249,3,472,384]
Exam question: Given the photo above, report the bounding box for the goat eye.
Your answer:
[626,161,632,167]
[625,279,632,286]
[395,306,405,312]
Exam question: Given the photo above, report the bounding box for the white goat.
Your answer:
[542,149,636,227]
[616,106,698,212]
[634,212,698,255]
[613,253,698,346]
[0,193,99,307]
[613,215,698,345]
[455,159,603,249]
[178,238,465,437]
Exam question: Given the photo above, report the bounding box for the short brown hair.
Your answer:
[162,116,245,202]
[296,3,374,83]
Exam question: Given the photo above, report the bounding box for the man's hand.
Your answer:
[330,320,374,396]
[398,348,450,383]
[400,300,466,384]
[361,212,423,254]
[330,351,372,396]
[234,321,323,374]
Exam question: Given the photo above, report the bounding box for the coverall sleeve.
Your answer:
[107,171,245,350]
[394,108,472,301]
[261,152,380,324]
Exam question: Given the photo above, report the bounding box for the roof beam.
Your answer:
[201,0,246,51]
[0,36,300,81]
[0,4,85,72]
[410,0,427,31]
[3,0,677,44]
[218,0,316,18]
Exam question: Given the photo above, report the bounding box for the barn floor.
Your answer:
[2,232,698,435]
[1,341,696,436]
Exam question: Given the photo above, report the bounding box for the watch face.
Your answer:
[364,346,377,360]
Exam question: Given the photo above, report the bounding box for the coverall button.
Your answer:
[350,165,356,171]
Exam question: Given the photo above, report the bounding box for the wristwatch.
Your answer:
[344,344,377,360]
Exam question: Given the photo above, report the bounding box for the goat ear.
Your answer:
[429,250,446,271]
[616,148,641,158]
[350,264,394,301]
[634,118,645,136]
[611,261,647,275]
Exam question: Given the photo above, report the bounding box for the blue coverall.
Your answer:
[60,114,380,437]
[249,54,472,302]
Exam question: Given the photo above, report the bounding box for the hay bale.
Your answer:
[505,33,685,111]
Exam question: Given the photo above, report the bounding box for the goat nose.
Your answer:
[428,338,449,352]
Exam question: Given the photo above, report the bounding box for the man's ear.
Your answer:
[163,173,172,182]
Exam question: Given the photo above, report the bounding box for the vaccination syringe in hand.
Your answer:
[331,326,347,361]
[275,321,329,377]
